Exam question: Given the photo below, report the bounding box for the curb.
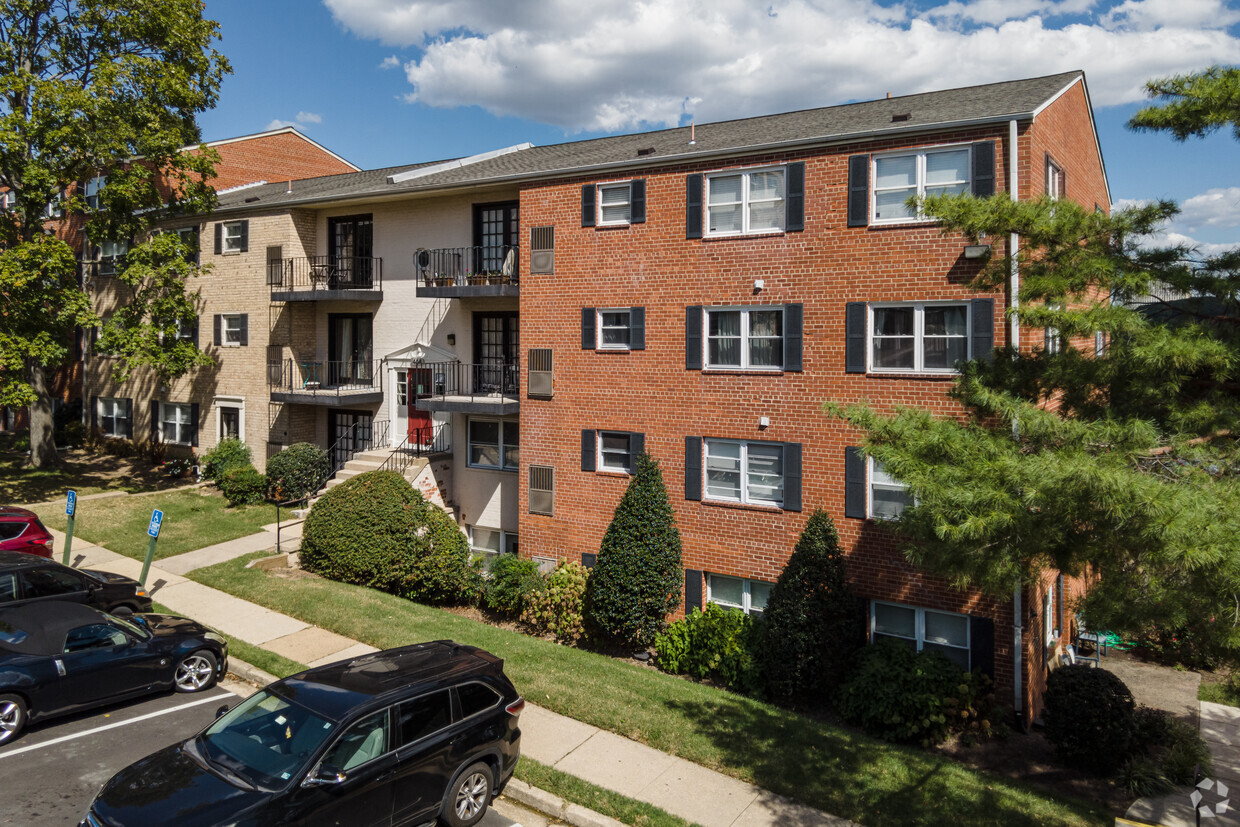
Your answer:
[502,778,627,827]
[225,657,281,688]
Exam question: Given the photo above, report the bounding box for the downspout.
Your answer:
[1008,117,1025,730]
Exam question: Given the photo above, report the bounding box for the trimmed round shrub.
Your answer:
[485,555,545,617]
[202,438,252,482]
[523,561,588,643]
[266,442,330,501]
[583,452,682,647]
[762,509,864,703]
[1044,664,1136,773]
[218,465,267,506]
[654,602,763,695]
[300,470,481,605]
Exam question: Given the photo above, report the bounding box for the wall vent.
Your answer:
[528,348,553,399]
[530,226,554,275]
[529,465,555,515]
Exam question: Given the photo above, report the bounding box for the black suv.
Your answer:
[84,641,523,827]
[0,552,152,614]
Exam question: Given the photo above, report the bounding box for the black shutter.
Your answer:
[785,162,805,232]
[970,298,995,362]
[631,179,646,224]
[190,403,199,448]
[685,174,703,239]
[970,616,995,677]
[784,303,803,372]
[847,154,870,227]
[629,432,645,473]
[150,400,160,442]
[582,553,597,570]
[190,319,199,348]
[123,399,133,438]
[844,446,866,519]
[972,141,996,198]
[581,184,596,228]
[685,306,702,370]
[213,222,222,255]
[685,569,704,615]
[581,308,595,350]
[783,443,802,512]
[239,314,248,347]
[581,430,596,472]
[213,314,221,346]
[685,436,702,501]
[845,302,867,373]
[238,220,249,253]
[90,395,98,429]
[630,306,645,350]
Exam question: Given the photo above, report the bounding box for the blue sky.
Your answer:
[199,0,1240,252]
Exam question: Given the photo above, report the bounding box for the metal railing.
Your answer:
[379,420,452,478]
[268,256,383,292]
[268,358,383,397]
[327,418,390,479]
[418,361,519,401]
[414,245,518,288]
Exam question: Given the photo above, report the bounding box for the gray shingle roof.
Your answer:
[214,70,1084,213]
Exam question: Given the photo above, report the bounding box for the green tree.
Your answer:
[762,509,864,703]
[1129,65,1240,140]
[0,0,229,466]
[584,452,683,647]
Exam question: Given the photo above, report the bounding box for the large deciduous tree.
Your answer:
[829,66,1240,664]
[0,0,229,466]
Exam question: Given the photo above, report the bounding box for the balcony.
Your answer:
[414,246,519,298]
[269,256,383,302]
[268,359,384,406]
[414,361,520,415]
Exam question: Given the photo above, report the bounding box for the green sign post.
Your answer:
[140,509,163,586]
[62,490,77,565]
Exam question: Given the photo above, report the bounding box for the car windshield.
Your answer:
[199,689,335,790]
[107,614,150,641]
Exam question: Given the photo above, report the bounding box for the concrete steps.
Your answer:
[322,449,428,491]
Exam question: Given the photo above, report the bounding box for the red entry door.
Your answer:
[408,369,433,446]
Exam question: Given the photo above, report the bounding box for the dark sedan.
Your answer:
[0,602,227,746]
[0,551,152,614]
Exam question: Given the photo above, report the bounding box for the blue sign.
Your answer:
[66,490,76,517]
[147,510,164,539]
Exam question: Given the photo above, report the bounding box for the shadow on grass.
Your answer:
[0,446,176,504]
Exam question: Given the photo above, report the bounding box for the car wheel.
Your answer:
[441,762,493,827]
[173,649,218,693]
[0,694,27,746]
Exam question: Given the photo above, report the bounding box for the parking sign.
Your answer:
[66,490,76,517]
[148,509,163,538]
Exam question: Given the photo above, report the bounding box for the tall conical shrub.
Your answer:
[762,509,864,703]
[584,452,683,647]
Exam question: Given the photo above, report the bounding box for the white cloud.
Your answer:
[296,111,323,124]
[379,55,401,69]
[323,0,1240,133]
[265,118,296,130]
[1114,194,1240,254]
[1179,187,1240,230]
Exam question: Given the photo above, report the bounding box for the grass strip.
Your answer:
[1199,681,1240,708]
[33,488,279,559]
[514,757,700,827]
[152,600,308,679]
[189,553,1108,827]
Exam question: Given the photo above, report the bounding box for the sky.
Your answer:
[198,0,1240,253]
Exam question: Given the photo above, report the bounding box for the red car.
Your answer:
[0,507,55,558]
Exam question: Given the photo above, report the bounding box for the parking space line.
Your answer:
[0,693,229,760]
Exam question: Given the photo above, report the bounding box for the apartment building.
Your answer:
[88,71,1107,723]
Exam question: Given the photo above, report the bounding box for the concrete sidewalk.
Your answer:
[51,527,851,827]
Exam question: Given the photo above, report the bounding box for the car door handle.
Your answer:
[376,769,395,782]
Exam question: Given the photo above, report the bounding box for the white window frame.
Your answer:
[220,313,244,347]
[597,431,633,474]
[706,573,773,615]
[867,456,912,520]
[704,306,785,370]
[467,417,519,472]
[97,397,129,439]
[215,396,244,443]
[597,308,632,351]
[705,165,786,237]
[868,301,970,374]
[222,220,245,254]
[395,369,409,407]
[871,601,971,670]
[596,182,632,226]
[871,143,972,225]
[1046,158,1064,201]
[97,239,128,276]
[703,438,785,507]
[469,526,518,563]
[159,402,193,446]
[85,176,105,210]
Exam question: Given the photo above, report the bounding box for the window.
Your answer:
[707,574,773,615]
[469,526,517,562]
[704,439,784,506]
[1043,303,1062,354]
[161,402,193,446]
[705,307,783,369]
[97,239,128,276]
[468,418,518,471]
[529,465,554,516]
[0,573,16,602]
[21,567,87,599]
[221,314,244,347]
[872,601,970,670]
[457,683,502,718]
[395,369,408,407]
[173,226,199,263]
[598,432,633,473]
[597,183,632,225]
[64,624,127,653]
[44,189,64,218]
[222,220,245,253]
[321,709,390,772]
[85,176,105,210]
[598,309,631,350]
[869,303,968,372]
[707,167,785,235]
[98,397,130,439]
[1046,158,1064,200]
[216,397,243,443]
[872,146,970,223]
[869,457,911,520]
[396,691,451,745]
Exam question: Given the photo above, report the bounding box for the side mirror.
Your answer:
[302,764,346,788]
[214,704,230,720]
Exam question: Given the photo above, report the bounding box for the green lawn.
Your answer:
[1199,680,1240,708]
[515,758,701,827]
[189,554,1108,827]
[33,488,279,559]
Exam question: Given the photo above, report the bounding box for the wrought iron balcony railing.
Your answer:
[414,245,518,288]
[268,256,383,293]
